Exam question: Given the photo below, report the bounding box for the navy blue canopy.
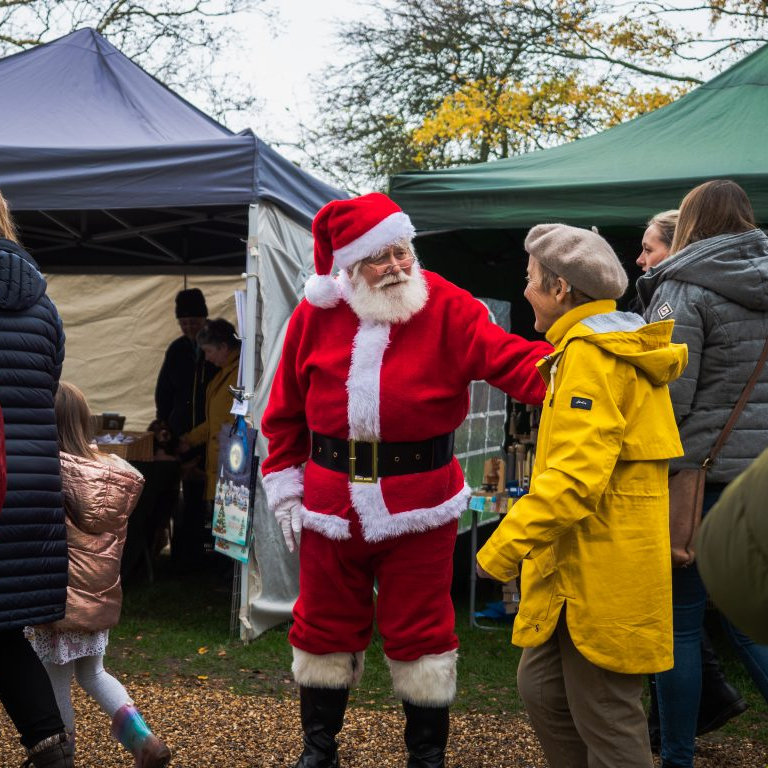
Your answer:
[0,28,344,267]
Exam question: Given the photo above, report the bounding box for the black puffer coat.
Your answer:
[0,238,67,630]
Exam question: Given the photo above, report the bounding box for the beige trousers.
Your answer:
[517,612,653,768]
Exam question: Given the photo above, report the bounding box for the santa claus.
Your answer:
[261,192,550,768]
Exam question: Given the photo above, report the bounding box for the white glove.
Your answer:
[274,497,303,553]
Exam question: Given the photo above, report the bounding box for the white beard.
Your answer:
[345,261,429,324]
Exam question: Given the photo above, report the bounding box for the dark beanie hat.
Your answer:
[175,288,208,318]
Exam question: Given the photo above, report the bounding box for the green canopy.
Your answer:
[390,44,768,230]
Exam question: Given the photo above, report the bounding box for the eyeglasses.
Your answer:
[362,253,415,276]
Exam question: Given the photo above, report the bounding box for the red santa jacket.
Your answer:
[261,270,550,543]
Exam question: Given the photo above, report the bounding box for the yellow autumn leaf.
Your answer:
[198,646,209,655]
[410,72,686,167]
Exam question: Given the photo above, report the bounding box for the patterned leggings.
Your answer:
[44,654,131,732]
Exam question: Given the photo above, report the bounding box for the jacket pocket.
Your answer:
[531,545,557,579]
[517,547,557,622]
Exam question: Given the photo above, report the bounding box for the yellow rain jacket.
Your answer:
[477,301,687,674]
[184,349,240,500]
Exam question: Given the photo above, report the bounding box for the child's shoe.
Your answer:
[111,704,171,767]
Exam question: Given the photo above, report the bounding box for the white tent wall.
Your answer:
[39,200,316,642]
[45,273,240,430]
[243,201,313,639]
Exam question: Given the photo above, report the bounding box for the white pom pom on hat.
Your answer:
[304,273,343,309]
[305,192,416,308]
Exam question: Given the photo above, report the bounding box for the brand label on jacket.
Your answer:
[657,302,673,319]
[570,396,593,411]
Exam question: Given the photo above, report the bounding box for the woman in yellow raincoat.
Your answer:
[179,319,240,555]
[181,318,241,500]
[477,224,687,768]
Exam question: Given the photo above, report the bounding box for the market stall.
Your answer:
[0,27,346,638]
[389,42,768,322]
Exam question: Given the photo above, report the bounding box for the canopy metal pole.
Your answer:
[243,203,260,414]
[239,202,261,640]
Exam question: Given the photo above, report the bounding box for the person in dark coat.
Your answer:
[154,288,217,564]
[155,288,214,440]
[0,191,73,766]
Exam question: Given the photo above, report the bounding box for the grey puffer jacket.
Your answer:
[636,229,768,482]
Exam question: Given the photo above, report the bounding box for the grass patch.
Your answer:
[109,557,766,742]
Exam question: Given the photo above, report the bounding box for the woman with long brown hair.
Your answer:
[637,179,768,768]
[28,382,171,768]
[0,190,73,766]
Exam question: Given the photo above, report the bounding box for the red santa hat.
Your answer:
[304,192,416,308]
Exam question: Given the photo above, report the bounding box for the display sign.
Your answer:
[212,416,259,561]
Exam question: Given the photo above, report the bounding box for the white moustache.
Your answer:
[373,271,410,290]
[347,260,427,323]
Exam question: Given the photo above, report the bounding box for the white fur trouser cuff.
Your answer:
[387,649,458,707]
[292,647,365,689]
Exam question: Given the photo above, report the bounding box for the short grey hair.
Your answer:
[534,260,593,306]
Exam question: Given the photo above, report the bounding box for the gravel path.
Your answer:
[1,679,766,767]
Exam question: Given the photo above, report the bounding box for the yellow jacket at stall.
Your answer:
[184,349,240,500]
[477,300,686,674]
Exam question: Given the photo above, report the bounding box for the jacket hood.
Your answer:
[0,238,46,311]
[548,301,688,387]
[636,229,768,312]
[60,451,144,533]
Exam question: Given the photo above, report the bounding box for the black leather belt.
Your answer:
[310,431,455,483]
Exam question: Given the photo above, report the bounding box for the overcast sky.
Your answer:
[220,0,363,164]
[212,0,747,178]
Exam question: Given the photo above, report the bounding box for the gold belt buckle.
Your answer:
[348,438,378,483]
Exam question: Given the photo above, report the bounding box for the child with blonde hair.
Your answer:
[27,382,171,767]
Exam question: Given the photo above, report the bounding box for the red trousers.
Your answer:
[289,515,459,662]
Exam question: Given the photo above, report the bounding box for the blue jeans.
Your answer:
[657,488,768,767]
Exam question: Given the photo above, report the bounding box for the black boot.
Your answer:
[402,701,449,768]
[22,732,74,768]
[294,686,349,768]
[697,632,747,735]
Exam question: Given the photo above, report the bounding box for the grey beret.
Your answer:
[524,223,628,300]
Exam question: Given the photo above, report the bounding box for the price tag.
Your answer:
[230,398,249,416]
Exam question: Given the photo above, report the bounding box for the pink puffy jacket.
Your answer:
[51,451,144,632]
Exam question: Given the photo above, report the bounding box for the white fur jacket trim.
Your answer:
[262,465,304,512]
[301,507,351,540]
[349,482,471,543]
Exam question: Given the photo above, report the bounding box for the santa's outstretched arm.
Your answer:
[457,294,552,405]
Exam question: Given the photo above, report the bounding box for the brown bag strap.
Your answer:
[704,336,768,468]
